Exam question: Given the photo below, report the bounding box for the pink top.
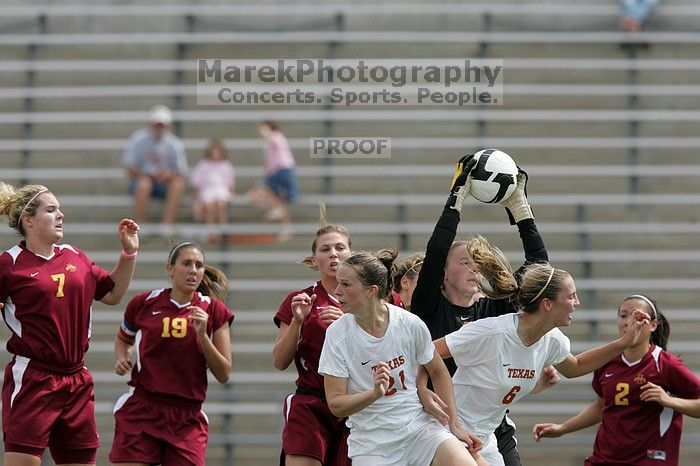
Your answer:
[263,132,296,174]
[190,159,235,203]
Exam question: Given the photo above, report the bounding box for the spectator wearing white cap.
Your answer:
[122,105,188,231]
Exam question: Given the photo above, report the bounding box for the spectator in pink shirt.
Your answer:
[190,139,236,244]
[248,121,299,242]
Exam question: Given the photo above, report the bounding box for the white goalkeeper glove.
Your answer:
[500,168,534,224]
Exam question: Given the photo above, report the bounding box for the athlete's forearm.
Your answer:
[327,388,380,418]
[559,398,603,434]
[200,326,232,383]
[102,254,137,305]
[425,355,460,428]
[558,338,627,378]
[663,396,700,417]
[272,319,302,370]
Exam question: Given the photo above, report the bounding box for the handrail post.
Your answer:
[322,13,345,195]
[626,47,641,194]
[475,12,492,145]
[21,13,47,187]
[398,203,408,251]
[577,204,598,340]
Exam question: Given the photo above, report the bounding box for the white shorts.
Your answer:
[480,432,506,466]
[350,415,455,466]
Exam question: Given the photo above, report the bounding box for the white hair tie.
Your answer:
[20,189,48,218]
[528,267,555,305]
[627,294,657,320]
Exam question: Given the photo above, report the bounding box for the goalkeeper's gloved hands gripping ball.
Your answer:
[445,155,477,213]
[500,167,534,224]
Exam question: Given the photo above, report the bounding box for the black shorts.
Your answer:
[494,414,522,466]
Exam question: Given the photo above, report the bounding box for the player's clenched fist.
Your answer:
[291,293,316,323]
[372,362,391,398]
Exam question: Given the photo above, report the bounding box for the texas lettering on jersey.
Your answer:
[371,355,406,372]
[507,368,536,379]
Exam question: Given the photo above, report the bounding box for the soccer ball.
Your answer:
[469,149,518,204]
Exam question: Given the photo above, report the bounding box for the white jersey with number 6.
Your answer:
[445,313,570,439]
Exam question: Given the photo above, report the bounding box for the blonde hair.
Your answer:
[301,203,352,270]
[449,235,518,299]
[343,248,398,300]
[0,182,50,236]
[391,252,424,292]
[167,242,229,301]
[517,263,571,313]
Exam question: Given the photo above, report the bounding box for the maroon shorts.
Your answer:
[281,392,351,465]
[2,356,99,462]
[109,389,209,466]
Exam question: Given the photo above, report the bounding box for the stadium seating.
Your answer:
[1,2,699,464]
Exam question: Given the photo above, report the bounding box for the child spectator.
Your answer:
[190,139,236,244]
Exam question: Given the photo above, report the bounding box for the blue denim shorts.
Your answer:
[265,168,300,202]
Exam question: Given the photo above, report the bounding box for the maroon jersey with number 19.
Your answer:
[0,242,114,371]
[587,345,700,466]
[118,289,234,406]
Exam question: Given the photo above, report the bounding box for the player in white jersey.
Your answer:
[432,263,651,466]
[318,249,487,466]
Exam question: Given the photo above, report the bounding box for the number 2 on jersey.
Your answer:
[615,382,630,406]
[161,317,187,338]
[50,273,65,298]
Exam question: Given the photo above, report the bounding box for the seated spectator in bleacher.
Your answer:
[123,105,187,233]
[619,0,660,33]
[110,241,234,466]
[247,120,299,242]
[190,139,236,244]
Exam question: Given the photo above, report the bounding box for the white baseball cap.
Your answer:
[149,105,173,125]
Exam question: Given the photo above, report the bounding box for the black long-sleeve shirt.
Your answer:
[411,207,548,376]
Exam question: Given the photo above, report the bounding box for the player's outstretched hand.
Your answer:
[532,422,565,441]
[620,309,651,347]
[418,386,449,425]
[445,155,476,213]
[118,218,140,254]
[500,167,533,224]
